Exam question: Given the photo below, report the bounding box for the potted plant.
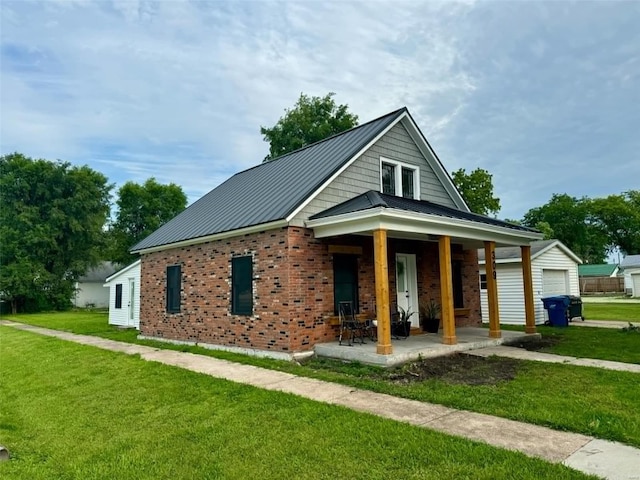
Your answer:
[419,299,440,333]
[393,306,415,338]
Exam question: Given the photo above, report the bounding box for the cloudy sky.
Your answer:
[1,0,639,221]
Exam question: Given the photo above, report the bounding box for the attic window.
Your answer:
[380,158,419,200]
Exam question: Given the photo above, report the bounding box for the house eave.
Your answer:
[306,208,542,246]
[131,220,289,255]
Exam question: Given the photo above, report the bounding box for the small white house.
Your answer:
[478,240,582,325]
[104,260,141,329]
[621,254,640,297]
[74,262,117,308]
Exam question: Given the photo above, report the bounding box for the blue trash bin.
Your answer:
[541,296,570,327]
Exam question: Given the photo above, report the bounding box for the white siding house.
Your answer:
[104,260,141,329]
[621,255,640,297]
[478,240,582,325]
[74,262,117,308]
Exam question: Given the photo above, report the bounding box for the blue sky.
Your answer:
[1,0,639,221]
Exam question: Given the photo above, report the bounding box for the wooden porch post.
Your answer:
[521,245,536,334]
[373,229,392,355]
[484,241,501,338]
[438,235,457,345]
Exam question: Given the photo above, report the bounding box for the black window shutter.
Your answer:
[166,265,181,313]
[115,284,123,309]
[232,256,253,315]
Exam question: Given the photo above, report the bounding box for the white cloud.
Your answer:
[1,0,638,218]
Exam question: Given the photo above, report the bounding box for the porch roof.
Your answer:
[306,191,542,247]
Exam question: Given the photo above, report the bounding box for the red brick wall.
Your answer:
[139,227,482,353]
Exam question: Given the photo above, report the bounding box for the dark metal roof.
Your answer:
[132,108,406,252]
[477,239,556,261]
[310,191,538,235]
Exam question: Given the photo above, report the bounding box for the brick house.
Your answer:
[131,107,542,359]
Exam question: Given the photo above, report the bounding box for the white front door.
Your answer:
[128,278,136,326]
[396,253,419,327]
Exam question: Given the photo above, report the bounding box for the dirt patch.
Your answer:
[382,353,521,386]
[505,336,561,351]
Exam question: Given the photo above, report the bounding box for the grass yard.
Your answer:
[582,302,640,321]
[0,327,593,480]
[503,324,640,364]
[3,311,640,450]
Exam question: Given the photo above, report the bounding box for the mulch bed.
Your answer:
[383,353,522,386]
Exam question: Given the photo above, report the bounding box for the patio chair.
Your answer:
[338,301,366,346]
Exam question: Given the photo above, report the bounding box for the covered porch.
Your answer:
[307,192,543,356]
[315,327,539,367]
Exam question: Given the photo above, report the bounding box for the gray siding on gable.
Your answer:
[294,123,457,223]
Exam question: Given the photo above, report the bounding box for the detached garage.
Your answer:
[104,260,141,329]
[621,255,640,297]
[478,240,582,325]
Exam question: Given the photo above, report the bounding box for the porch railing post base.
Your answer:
[442,335,457,345]
[489,330,501,339]
[525,326,537,334]
[376,344,393,355]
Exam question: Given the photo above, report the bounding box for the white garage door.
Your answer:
[542,269,569,296]
[632,274,640,297]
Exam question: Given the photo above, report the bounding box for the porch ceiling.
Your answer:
[306,206,542,248]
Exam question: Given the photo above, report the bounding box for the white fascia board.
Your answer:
[132,220,289,255]
[307,208,543,245]
[285,112,407,222]
[105,259,141,283]
[399,116,469,212]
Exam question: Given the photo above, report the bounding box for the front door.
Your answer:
[128,278,136,327]
[396,253,419,327]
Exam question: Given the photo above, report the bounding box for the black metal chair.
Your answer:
[338,301,366,346]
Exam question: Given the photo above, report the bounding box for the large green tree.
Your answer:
[522,194,608,263]
[451,168,501,216]
[261,92,358,161]
[0,153,112,313]
[590,190,640,255]
[108,178,187,265]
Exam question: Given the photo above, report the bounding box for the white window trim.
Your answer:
[379,157,420,200]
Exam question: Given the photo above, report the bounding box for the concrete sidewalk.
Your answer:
[468,345,640,373]
[2,320,639,479]
[572,319,637,329]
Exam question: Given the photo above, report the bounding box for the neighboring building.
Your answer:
[578,263,623,294]
[104,260,141,329]
[478,240,581,325]
[578,264,620,278]
[73,262,117,308]
[131,107,542,359]
[621,255,640,297]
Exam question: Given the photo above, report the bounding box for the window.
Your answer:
[380,158,419,199]
[381,162,396,195]
[333,254,359,315]
[452,260,464,308]
[232,256,253,315]
[115,284,123,309]
[480,274,487,290]
[166,265,181,313]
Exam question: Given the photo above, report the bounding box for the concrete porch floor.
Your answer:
[314,327,540,367]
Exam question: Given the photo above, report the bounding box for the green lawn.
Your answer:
[3,311,640,449]
[503,324,640,364]
[0,327,593,480]
[582,302,640,321]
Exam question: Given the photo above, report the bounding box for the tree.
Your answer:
[590,190,640,255]
[522,194,608,263]
[261,92,358,161]
[108,178,187,265]
[0,153,112,313]
[451,168,501,216]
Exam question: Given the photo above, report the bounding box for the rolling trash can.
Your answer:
[541,296,570,327]
[565,295,584,321]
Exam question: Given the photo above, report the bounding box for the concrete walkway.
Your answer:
[467,345,640,373]
[2,321,639,479]
[572,319,637,329]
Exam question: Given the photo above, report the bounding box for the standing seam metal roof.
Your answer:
[132,108,406,252]
[310,191,538,235]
